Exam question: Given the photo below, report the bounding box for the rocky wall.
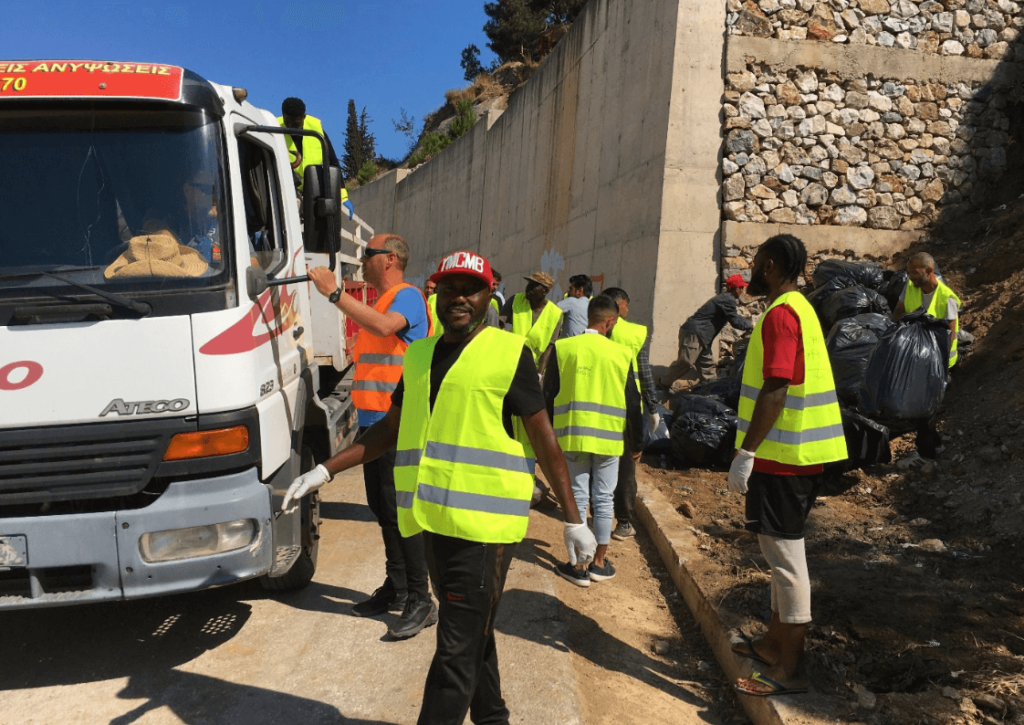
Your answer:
[727,0,1024,61]
[722,65,1017,233]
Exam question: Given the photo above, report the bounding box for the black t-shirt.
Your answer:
[391,337,546,437]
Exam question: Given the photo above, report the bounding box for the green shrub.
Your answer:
[407,132,452,169]
[356,160,378,186]
[449,99,477,139]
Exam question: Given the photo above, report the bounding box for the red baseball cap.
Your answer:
[429,250,494,287]
[726,274,748,289]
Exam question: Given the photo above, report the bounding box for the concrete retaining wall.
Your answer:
[351,0,724,362]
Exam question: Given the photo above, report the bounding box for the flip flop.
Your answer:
[734,672,808,697]
[730,634,772,667]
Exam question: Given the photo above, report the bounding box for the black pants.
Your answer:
[418,533,516,725]
[360,426,429,601]
[613,454,635,525]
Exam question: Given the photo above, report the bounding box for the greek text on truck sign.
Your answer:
[0,60,183,99]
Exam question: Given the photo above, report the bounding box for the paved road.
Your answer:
[0,468,714,724]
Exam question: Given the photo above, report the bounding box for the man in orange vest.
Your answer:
[308,234,435,639]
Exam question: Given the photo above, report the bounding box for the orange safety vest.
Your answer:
[352,282,433,412]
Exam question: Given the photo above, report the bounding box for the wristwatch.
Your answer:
[328,288,342,304]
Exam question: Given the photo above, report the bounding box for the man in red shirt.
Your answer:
[727,234,846,697]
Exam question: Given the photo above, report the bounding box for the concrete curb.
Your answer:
[635,470,827,725]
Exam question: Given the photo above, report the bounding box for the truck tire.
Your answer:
[261,446,320,591]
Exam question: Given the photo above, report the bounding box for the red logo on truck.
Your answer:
[200,287,298,356]
[0,361,43,391]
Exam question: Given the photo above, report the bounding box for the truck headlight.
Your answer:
[139,519,258,563]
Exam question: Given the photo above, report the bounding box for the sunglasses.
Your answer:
[362,248,393,260]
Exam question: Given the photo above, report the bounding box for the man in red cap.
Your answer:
[660,274,754,391]
[284,250,596,725]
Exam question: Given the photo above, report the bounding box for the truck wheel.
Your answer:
[261,446,320,591]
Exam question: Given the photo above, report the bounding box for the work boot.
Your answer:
[352,582,407,618]
[387,596,437,639]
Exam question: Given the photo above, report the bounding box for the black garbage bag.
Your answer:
[670,395,738,467]
[729,339,749,381]
[840,408,892,469]
[807,276,857,312]
[856,312,949,426]
[819,285,891,331]
[812,259,885,290]
[880,269,909,311]
[690,376,742,409]
[826,313,894,406]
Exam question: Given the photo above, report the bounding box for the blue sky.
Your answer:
[1,1,499,160]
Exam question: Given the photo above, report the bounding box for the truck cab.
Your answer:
[0,61,363,608]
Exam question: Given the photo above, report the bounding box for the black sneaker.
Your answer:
[612,522,636,541]
[588,560,616,582]
[387,597,437,639]
[352,583,406,618]
[555,561,590,588]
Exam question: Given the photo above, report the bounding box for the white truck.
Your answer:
[0,60,368,608]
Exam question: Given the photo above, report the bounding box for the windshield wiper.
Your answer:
[0,270,151,316]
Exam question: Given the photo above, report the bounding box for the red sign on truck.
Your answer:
[0,61,183,100]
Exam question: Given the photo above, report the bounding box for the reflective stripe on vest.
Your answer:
[393,327,534,544]
[903,280,961,368]
[735,291,847,467]
[276,115,324,191]
[552,333,632,456]
[352,283,433,412]
[511,294,562,364]
[610,318,647,394]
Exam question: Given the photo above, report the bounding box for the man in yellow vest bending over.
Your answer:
[285,250,596,724]
[891,251,960,458]
[308,234,435,640]
[727,234,847,697]
[543,295,643,586]
[498,271,563,374]
[278,96,353,218]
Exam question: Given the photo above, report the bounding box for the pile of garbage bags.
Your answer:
[668,258,955,471]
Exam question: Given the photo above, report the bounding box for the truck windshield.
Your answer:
[0,104,232,300]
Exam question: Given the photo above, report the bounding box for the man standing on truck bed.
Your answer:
[285,249,597,725]
[307,234,436,640]
[278,97,353,218]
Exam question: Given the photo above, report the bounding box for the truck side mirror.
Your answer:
[246,265,269,299]
[302,165,343,255]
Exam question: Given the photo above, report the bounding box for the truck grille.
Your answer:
[0,419,189,507]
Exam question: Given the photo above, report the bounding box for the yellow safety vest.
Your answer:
[511,293,562,364]
[736,292,847,466]
[393,328,535,544]
[610,318,647,394]
[490,297,499,314]
[903,280,960,368]
[553,333,633,456]
[277,115,325,192]
[427,294,443,338]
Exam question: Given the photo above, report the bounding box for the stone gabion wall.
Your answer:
[727,0,1024,60]
[721,66,1016,230]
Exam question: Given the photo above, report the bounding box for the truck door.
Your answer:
[233,125,309,475]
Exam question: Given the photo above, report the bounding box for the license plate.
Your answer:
[0,535,27,568]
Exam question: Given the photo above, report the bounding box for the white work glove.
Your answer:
[563,522,597,566]
[281,464,331,513]
[727,448,756,495]
[648,412,661,431]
